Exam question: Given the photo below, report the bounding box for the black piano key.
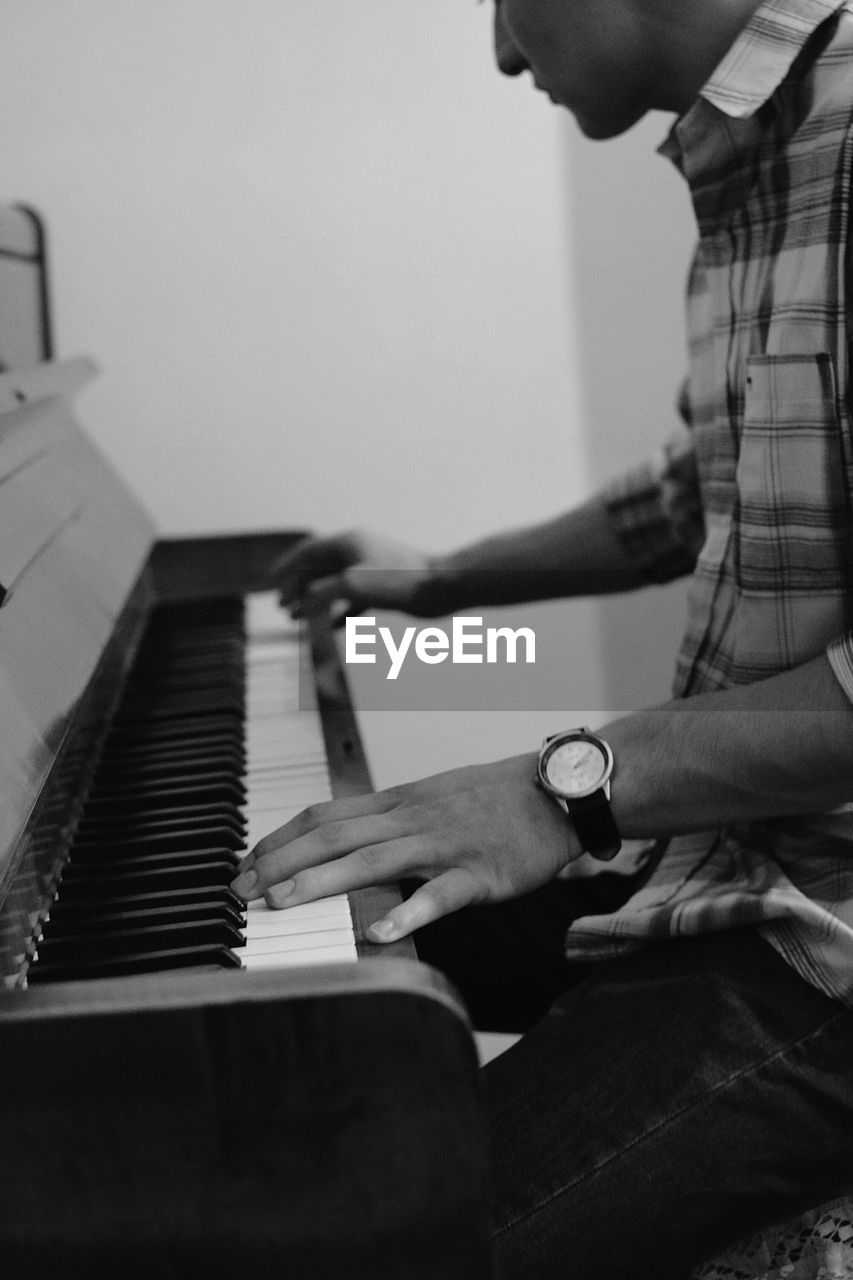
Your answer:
[95,751,247,781]
[125,657,244,684]
[108,706,244,729]
[143,613,244,638]
[34,918,246,965]
[77,800,246,831]
[75,814,246,847]
[46,885,246,919]
[26,943,243,983]
[112,697,244,728]
[142,625,245,647]
[152,595,243,615]
[75,803,245,834]
[70,825,246,857]
[145,605,243,625]
[99,733,245,753]
[92,752,246,786]
[97,734,245,767]
[53,861,242,901]
[81,779,247,814]
[41,901,245,936]
[123,648,243,673]
[84,772,247,802]
[61,849,242,879]
[129,677,244,697]
[115,690,244,722]
[127,646,243,666]
[144,611,243,627]
[140,618,244,644]
[105,714,244,747]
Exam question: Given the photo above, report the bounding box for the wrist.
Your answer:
[412,552,468,615]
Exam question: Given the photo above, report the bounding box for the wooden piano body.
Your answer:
[0,208,491,1277]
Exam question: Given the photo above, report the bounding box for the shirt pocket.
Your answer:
[736,353,849,596]
[733,353,851,670]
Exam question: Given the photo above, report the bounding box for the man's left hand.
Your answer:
[230,754,578,942]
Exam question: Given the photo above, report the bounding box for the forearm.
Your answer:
[431,496,647,610]
[604,652,853,839]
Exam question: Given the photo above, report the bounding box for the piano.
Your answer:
[0,206,491,1277]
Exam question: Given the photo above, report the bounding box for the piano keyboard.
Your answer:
[27,592,357,984]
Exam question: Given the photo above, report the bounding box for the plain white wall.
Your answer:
[0,2,586,538]
[0,2,694,788]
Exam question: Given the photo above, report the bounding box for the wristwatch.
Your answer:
[536,727,621,860]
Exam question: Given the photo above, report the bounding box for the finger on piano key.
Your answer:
[244,895,351,923]
[245,589,301,636]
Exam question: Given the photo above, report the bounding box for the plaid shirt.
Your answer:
[566,0,853,1005]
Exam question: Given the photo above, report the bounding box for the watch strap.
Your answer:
[567,790,621,861]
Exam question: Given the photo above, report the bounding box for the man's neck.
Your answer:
[643,0,765,113]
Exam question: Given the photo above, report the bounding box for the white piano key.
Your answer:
[245,897,351,921]
[243,942,358,969]
[242,928,355,955]
[245,912,351,937]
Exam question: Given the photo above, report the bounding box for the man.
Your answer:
[232,2,853,1275]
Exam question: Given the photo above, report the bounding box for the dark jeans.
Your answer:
[414,881,853,1280]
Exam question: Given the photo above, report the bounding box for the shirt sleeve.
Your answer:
[600,421,706,585]
[826,633,853,705]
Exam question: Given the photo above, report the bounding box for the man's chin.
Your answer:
[572,105,647,141]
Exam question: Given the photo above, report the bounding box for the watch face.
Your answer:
[542,736,609,798]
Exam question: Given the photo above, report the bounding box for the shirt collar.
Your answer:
[701,0,846,119]
[658,0,847,212]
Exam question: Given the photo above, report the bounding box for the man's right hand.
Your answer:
[271,529,456,622]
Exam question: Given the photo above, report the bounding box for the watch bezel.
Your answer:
[537,729,614,801]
